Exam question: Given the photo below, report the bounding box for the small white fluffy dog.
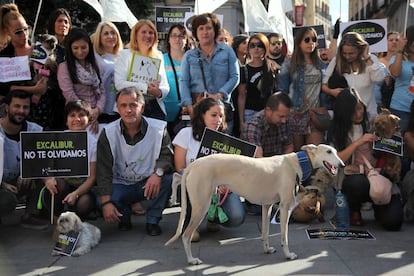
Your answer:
[53,211,101,256]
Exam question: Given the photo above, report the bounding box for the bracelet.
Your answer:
[101,200,113,207]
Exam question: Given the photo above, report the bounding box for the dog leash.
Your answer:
[217,189,230,206]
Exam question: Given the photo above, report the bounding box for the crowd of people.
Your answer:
[2,4,414,239]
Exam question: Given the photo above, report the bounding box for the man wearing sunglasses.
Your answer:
[267,33,286,66]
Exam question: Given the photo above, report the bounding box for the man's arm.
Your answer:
[154,128,174,172]
[96,129,114,197]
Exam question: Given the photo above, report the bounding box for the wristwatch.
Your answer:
[155,168,164,177]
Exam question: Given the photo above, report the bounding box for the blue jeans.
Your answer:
[103,174,172,225]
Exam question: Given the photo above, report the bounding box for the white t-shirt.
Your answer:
[172,127,201,166]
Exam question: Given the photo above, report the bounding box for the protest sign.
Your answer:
[197,128,257,158]
[306,228,375,240]
[0,56,31,83]
[127,54,161,83]
[340,19,387,53]
[155,6,192,33]
[52,231,81,256]
[20,131,89,178]
[373,135,403,156]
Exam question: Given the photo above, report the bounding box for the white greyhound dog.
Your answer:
[165,144,344,265]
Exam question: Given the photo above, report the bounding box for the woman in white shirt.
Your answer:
[173,98,245,241]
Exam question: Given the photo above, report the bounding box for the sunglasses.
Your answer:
[270,41,283,46]
[249,42,265,49]
[14,27,29,36]
[303,36,317,43]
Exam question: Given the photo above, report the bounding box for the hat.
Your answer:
[30,42,49,65]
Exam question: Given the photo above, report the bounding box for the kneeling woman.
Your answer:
[173,98,245,241]
[328,88,403,230]
[43,100,97,219]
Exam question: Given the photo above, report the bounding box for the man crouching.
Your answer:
[97,87,173,235]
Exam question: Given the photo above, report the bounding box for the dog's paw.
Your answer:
[188,257,203,265]
[264,246,276,254]
[286,252,298,260]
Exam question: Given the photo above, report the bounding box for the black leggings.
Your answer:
[342,174,403,231]
[42,179,96,219]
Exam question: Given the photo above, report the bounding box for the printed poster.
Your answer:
[20,131,89,178]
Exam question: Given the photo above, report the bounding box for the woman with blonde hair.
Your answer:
[115,19,169,120]
[238,33,278,130]
[0,3,47,116]
[92,21,123,123]
[322,32,385,120]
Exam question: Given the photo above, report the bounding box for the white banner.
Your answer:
[100,0,138,28]
[267,0,294,54]
[194,0,228,14]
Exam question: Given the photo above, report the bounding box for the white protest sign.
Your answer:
[0,56,31,83]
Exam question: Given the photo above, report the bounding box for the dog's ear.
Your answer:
[73,214,83,232]
[301,144,316,152]
[390,114,400,124]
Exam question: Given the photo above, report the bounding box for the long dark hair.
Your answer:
[64,28,101,84]
[406,100,414,133]
[328,88,369,151]
[191,98,226,141]
[289,27,320,76]
[47,8,71,35]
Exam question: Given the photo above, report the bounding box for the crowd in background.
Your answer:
[2,3,414,235]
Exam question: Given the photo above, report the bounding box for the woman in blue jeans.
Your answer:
[173,98,245,241]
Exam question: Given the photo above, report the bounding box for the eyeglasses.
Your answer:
[14,27,29,36]
[303,37,317,43]
[270,41,283,46]
[249,42,265,49]
[170,34,185,40]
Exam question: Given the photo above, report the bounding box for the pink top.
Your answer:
[57,62,106,112]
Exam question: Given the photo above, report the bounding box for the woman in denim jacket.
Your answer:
[180,13,239,133]
[278,27,323,151]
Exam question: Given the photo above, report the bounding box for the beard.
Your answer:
[8,112,27,125]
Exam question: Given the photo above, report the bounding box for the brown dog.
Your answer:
[292,169,334,223]
[371,108,401,183]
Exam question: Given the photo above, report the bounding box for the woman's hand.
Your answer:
[396,35,407,53]
[2,182,18,194]
[44,178,58,195]
[207,92,223,100]
[147,81,161,98]
[63,192,79,206]
[358,133,378,146]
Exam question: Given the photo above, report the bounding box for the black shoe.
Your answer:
[118,221,132,231]
[146,223,161,236]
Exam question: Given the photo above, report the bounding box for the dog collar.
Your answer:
[296,151,312,181]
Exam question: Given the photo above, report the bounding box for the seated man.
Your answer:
[97,87,173,235]
[0,90,47,229]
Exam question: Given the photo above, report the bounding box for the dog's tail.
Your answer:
[165,166,190,246]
